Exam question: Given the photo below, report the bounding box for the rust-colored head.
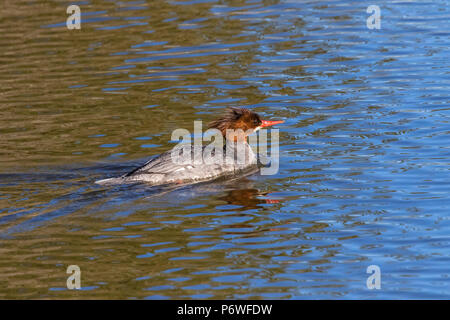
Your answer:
[208,107,284,142]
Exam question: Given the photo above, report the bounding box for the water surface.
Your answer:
[1,0,450,299]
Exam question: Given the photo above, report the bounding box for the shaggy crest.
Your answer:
[208,107,262,138]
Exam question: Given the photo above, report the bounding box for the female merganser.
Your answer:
[96,107,283,186]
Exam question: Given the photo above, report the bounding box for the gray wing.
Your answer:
[123,150,187,177]
[123,145,225,178]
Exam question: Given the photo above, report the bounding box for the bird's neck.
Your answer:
[224,132,248,144]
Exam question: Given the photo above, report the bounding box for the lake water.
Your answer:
[0,0,449,299]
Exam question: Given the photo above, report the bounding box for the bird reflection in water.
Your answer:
[218,188,280,211]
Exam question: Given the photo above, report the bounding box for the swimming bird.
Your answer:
[96,107,283,186]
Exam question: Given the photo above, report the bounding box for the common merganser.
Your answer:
[96,107,283,186]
